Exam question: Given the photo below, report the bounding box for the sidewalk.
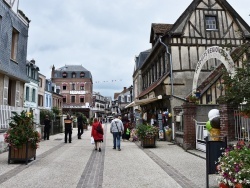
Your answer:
[0,123,218,188]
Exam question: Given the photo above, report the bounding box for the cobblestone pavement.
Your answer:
[0,123,218,188]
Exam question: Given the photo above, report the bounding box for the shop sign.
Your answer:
[192,46,235,93]
[70,91,85,94]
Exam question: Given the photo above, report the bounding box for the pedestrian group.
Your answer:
[43,113,131,152]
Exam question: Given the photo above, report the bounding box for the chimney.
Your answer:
[124,87,127,91]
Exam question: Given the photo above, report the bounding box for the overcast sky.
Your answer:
[18,0,249,99]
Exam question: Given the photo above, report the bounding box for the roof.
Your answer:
[54,64,92,79]
[114,93,120,100]
[134,49,151,73]
[56,65,88,72]
[150,23,173,43]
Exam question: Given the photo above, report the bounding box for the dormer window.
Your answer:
[62,72,67,78]
[205,16,217,30]
[80,72,85,78]
[72,72,76,78]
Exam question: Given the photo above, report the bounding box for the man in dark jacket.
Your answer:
[64,114,73,143]
[43,115,51,140]
[77,113,84,139]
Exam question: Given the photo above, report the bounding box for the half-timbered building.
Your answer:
[130,0,250,148]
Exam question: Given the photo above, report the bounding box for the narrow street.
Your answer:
[0,124,217,188]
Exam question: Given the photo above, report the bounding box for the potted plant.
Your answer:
[216,141,250,188]
[187,95,199,103]
[4,110,41,164]
[136,124,158,148]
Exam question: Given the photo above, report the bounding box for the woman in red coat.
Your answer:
[91,118,104,152]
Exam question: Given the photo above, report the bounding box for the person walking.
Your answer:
[64,114,73,143]
[43,115,51,140]
[77,113,84,139]
[91,118,104,152]
[110,114,124,151]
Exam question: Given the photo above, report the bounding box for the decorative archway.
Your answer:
[192,46,235,93]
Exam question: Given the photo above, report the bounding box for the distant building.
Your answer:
[24,59,40,124]
[51,65,93,117]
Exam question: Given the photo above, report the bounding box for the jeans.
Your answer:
[112,132,121,149]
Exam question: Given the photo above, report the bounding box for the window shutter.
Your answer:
[3,76,9,105]
[15,81,20,107]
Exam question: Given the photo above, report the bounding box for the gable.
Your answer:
[170,0,250,39]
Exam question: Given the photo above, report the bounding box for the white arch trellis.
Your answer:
[192,46,235,93]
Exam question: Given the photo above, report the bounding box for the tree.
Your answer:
[219,60,250,116]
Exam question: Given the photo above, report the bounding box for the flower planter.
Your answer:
[218,183,229,188]
[8,142,36,165]
[141,137,156,148]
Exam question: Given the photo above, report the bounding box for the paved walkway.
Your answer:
[0,123,218,188]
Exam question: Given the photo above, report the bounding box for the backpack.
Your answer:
[96,123,103,135]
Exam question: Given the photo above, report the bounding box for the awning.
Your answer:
[125,95,162,108]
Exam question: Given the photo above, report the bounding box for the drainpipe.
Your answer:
[159,36,173,97]
[159,36,187,102]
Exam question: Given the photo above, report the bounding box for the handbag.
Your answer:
[91,136,95,144]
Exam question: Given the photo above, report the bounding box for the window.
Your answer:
[32,88,36,102]
[11,28,19,61]
[72,83,75,90]
[63,96,66,103]
[72,72,76,78]
[63,85,66,90]
[25,86,29,101]
[39,78,42,87]
[80,96,84,103]
[80,72,85,78]
[62,72,67,78]
[38,94,43,106]
[205,16,217,30]
[71,96,75,103]
[80,85,84,90]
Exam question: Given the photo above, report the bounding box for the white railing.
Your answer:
[0,105,24,129]
[234,110,250,141]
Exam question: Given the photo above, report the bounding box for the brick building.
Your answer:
[51,65,93,117]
